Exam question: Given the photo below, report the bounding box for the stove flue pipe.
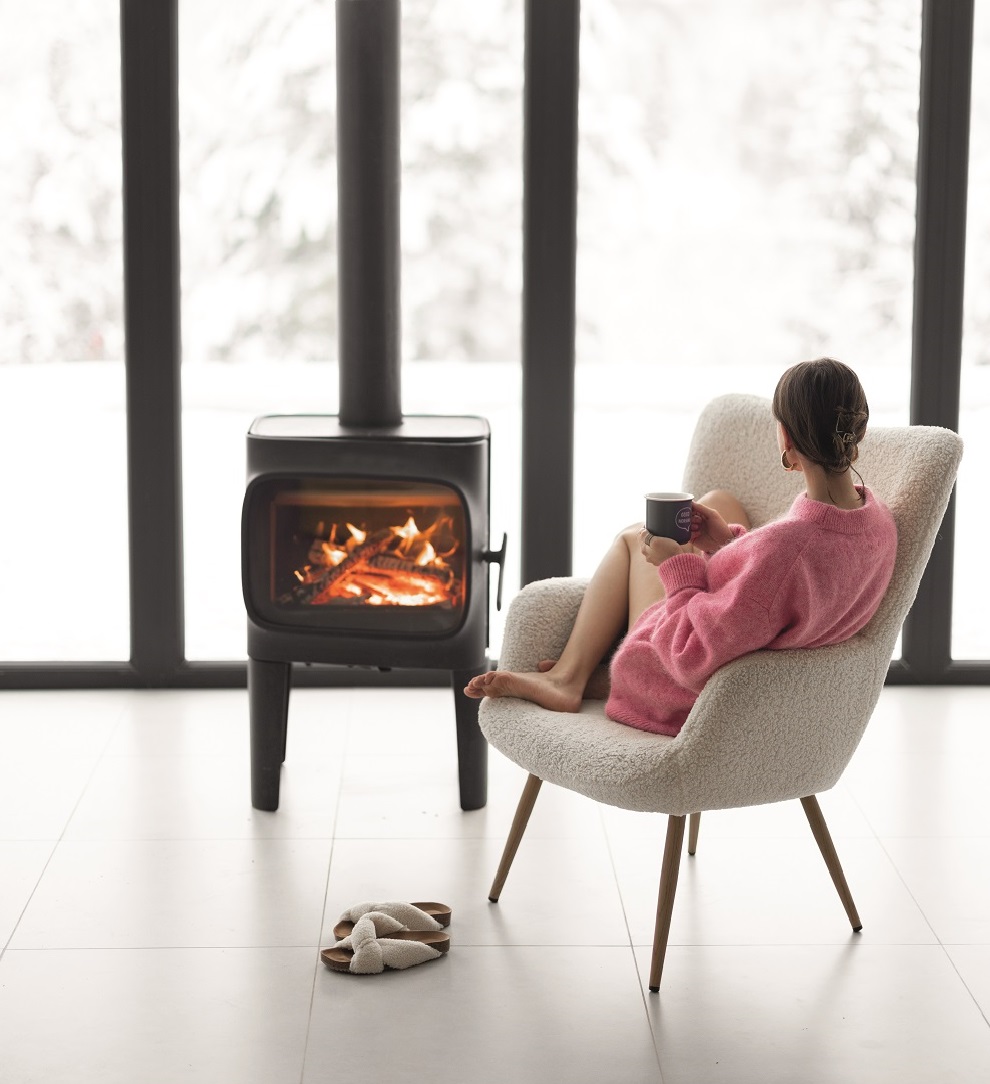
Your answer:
[336,0,402,428]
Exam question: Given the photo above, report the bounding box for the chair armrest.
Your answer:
[496,577,590,673]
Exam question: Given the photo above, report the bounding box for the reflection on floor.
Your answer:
[1,684,989,1083]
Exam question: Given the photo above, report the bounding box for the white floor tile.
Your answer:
[336,686,467,757]
[0,690,122,758]
[323,835,628,947]
[103,689,253,756]
[105,687,351,760]
[881,836,990,944]
[640,944,990,1084]
[0,948,314,1084]
[0,755,100,841]
[857,687,990,759]
[610,834,936,947]
[945,945,990,1021]
[304,946,661,1084]
[846,687,990,841]
[0,842,55,947]
[10,838,333,949]
[334,750,605,840]
[63,752,343,840]
[844,753,990,838]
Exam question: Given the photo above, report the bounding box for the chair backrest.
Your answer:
[668,394,963,812]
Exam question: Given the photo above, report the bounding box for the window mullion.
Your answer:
[121,0,185,678]
[900,0,974,679]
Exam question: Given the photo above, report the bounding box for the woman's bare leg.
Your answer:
[699,488,751,532]
[463,489,749,711]
[464,524,662,711]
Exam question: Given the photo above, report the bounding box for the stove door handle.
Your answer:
[482,533,508,610]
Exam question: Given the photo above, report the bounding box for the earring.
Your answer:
[781,450,793,471]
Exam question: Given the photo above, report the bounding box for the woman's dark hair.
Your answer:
[772,357,869,474]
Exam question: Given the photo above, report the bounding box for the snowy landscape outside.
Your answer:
[1,0,988,662]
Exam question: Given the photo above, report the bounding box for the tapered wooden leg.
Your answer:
[489,774,543,902]
[688,812,701,856]
[800,795,862,931]
[649,814,686,992]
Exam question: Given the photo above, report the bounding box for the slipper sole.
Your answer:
[321,931,451,973]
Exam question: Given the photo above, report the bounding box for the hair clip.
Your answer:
[835,418,856,444]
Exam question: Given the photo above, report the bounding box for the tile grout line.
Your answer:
[842,782,946,946]
[299,716,351,1084]
[1,698,129,962]
[841,777,990,1029]
[600,805,667,1081]
[941,946,990,1032]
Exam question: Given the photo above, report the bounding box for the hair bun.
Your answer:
[773,358,869,474]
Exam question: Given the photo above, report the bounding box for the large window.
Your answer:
[0,0,983,684]
[0,3,129,661]
[573,0,919,576]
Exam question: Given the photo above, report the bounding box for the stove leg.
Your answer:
[249,657,291,811]
[451,667,489,811]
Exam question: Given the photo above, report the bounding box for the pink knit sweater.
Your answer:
[605,487,897,737]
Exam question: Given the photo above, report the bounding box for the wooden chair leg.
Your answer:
[489,774,543,902]
[800,795,862,932]
[649,814,686,992]
[687,811,701,856]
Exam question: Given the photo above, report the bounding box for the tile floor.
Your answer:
[0,684,989,1083]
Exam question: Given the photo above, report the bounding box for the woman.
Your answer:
[464,357,898,737]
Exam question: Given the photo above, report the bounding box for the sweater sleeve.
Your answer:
[646,546,778,693]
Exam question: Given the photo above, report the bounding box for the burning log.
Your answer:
[292,527,395,604]
[367,553,454,585]
[280,510,465,609]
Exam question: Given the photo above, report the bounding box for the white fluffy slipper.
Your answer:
[333,900,451,940]
[321,911,450,975]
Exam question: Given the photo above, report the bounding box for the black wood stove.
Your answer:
[241,0,505,813]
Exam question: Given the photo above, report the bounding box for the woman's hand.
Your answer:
[689,501,734,554]
[639,527,695,566]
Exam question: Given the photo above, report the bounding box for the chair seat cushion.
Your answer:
[479,638,879,816]
[480,698,688,813]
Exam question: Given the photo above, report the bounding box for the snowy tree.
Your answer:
[3,0,987,369]
[0,3,123,363]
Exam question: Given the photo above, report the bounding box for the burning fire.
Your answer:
[290,513,461,608]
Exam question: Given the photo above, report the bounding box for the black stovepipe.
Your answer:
[336,0,402,428]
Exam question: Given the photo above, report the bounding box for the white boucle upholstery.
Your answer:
[480,395,963,816]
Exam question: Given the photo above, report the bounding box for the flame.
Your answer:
[321,541,346,566]
[395,516,419,541]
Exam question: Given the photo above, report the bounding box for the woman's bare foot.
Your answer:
[463,667,584,713]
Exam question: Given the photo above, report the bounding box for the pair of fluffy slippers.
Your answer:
[321,901,452,975]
